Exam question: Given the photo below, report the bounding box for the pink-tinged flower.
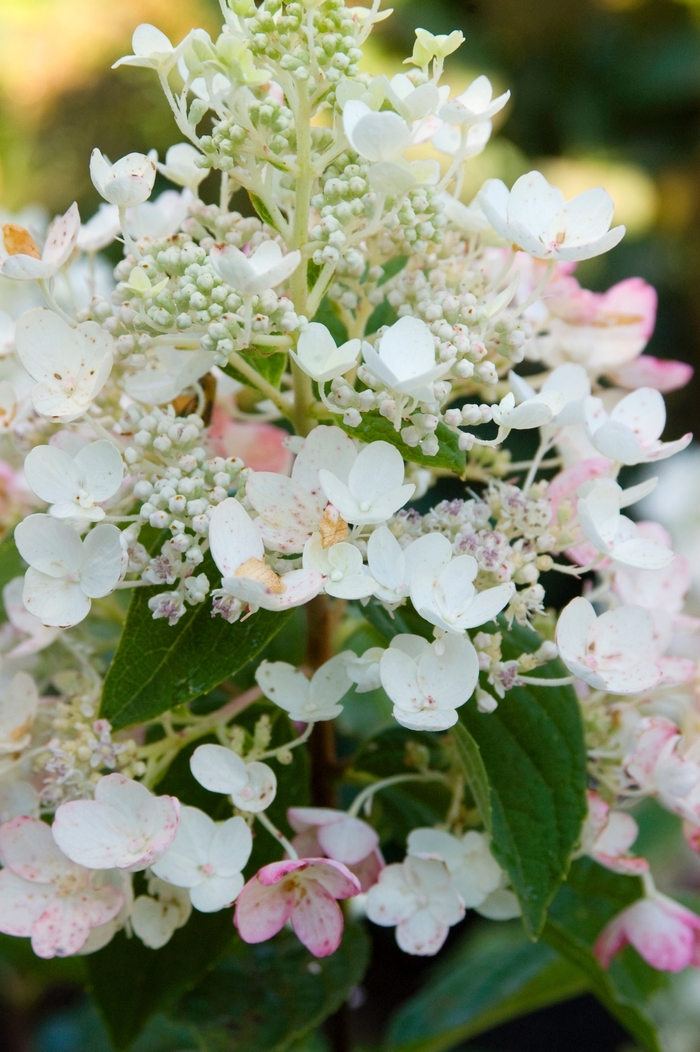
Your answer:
[580,791,648,875]
[536,276,657,375]
[546,458,611,565]
[208,407,293,474]
[287,807,384,892]
[624,717,700,825]
[0,816,123,958]
[51,773,179,872]
[365,855,465,956]
[595,893,700,973]
[607,356,693,395]
[234,857,360,958]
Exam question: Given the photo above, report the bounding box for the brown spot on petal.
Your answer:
[319,505,348,549]
[235,557,286,594]
[2,224,41,258]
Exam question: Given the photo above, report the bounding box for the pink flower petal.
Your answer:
[289,878,344,957]
[607,356,692,394]
[208,408,293,474]
[234,874,295,943]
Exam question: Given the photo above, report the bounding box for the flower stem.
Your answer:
[257,810,298,860]
[347,772,449,819]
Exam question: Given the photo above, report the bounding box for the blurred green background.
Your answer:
[0,0,699,1049]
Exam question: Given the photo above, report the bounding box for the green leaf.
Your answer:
[376,254,409,287]
[100,553,292,729]
[223,353,287,390]
[310,295,349,344]
[385,922,588,1052]
[175,923,370,1052]
[365,297,398,335]
[86,910,235,1051]
[451,722,492,833]
[460,619,587,937]
[543,858,664,1052]
[250,192,280,231]
[337,413,466,474]
[0,534,25,621]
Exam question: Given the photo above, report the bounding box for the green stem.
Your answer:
[257,810,298,859]
[347,772,448,819]
[289,79,316,436]
[227,349,293,419]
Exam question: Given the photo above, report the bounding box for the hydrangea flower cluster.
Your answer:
[0,1,698,1027]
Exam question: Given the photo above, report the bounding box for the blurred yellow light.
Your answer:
[0,0,217,109]
[538,157,658,237]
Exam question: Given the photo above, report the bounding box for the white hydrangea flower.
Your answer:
[0,671,39,754]
[319,441,415,526]
[246,425,357,553]
[149,143,208,194]
[508,364,590,428]
[432,120,492,160]
[302,533,376,600]
[23,440,124,522]
[2,578,60,656]
[77,204,120,253]
[342,100,412,164]
[362,316,454,397]
[209,497,323,612]
[255,653,352,722]
[131,877,192,949]
[367,526,453,607]
[190,743,277,813]
[290,322,364,383]
[376,73,447,123]
[556,596,662,694]
[0,816,123,959]
[438,76,510,128]
[210,241,301,296]
[478,171,625,262]
[112,24,187,73]
[14,307,113,422]
[51,774,180,871]
[128,189,192,241]
[151,805,252,912]
[585,388,692,466]
[365,855,464,955]
[15,516,124,628]
[124,347,216,405]
[0,204,80,281]
[410,553,515,635]
[577,478,673,570]
[346,647,384,694]
[379,633,479,730]
[407,828,519,917]
[491,388,565,430]
[90,150,156,209]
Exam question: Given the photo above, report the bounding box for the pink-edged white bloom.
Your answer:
[607,356,693,395]
[288,807,383,892]
[625,717,700,825]
[585,388,692,466]
[235,857,360,958]
[209,497,323,613]
[190,743,277,813]
[24,440,123,522]
[210,241,301,296]
[577,478,673,569]
[151,805,252,912]
[246,425,357,553]
[536,276,657,375]
[2,577,59,657]
[362,317,454,397]
[379,633,479,731]
[365,855,464,956]
[51,773,179,872]
[0,671,39,754]
[478,171,625,262]
[290,322,364,383]
[302,534,376,600]
[0,816,123,958]
[255,654,352,722]
[367,527,452,607]
[580,791,648,876]
[556,596,662,694]
[113,24,185,72]
[319,441,415,527]
[509,363,590,429]
[131,877,192,949]
[0,204,79,281]
[14,307,114,422]
[407,828,519,918]
[15,516,124,629]
[90,150,156,209]
[410,553,515,635]
[595,892,700,973]
[76,204,121,254]
[149,144,208,195]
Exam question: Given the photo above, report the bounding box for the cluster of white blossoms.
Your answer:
[0,0,698,980]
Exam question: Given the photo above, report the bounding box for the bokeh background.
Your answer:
[1,0,700,1049]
